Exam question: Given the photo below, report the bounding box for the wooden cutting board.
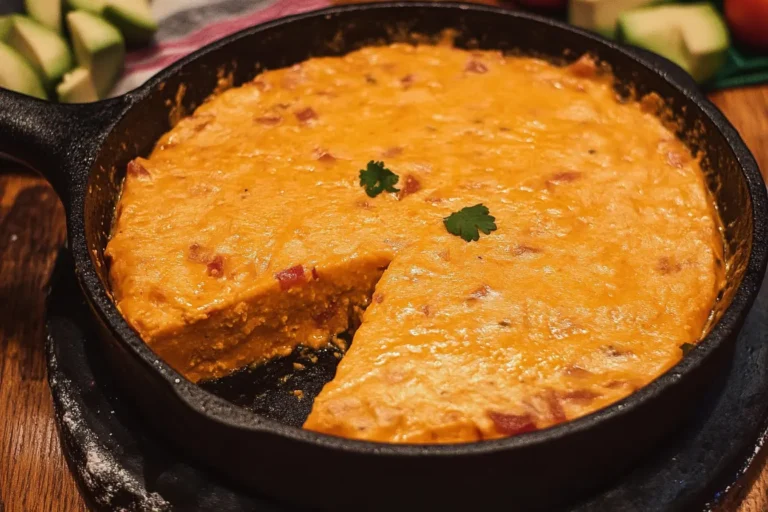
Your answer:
[1,85,767,511]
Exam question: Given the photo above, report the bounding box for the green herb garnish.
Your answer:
[359,160,399,198]
[680,342,696,356]
[444,204,497,242]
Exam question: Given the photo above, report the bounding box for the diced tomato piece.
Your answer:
[560,390,601,405]
[543,390,567,423]
[487,411,537,436]
[548,171,581,184]
[398,174,421,199]
[295,108,317,122]
[275,265,307,290]
[465,60,488,74]
[511,245,542,256]
[206,255,224,277]
[255,115,282,125]
[127,160,151,179]
[314,149,336,163]
[568,55,597,78]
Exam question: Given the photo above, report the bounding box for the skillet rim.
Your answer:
[72,1,768,456]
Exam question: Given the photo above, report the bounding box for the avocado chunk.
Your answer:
[569,0,670,38]
[7,15,73,90]
[67,10,124,98]
[24,0,63,34]
[0,41,47,99]
[617,3,729,83]
[102,0,157,45]
[56,66,98,102]
[0,16,11,42]
[67,0,105,15]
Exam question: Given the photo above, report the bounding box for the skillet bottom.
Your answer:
[47,250,768,511]
[198,341,349,429]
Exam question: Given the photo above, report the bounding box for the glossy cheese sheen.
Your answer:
[106,44,724,443]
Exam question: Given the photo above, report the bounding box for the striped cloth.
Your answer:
[113,0,329,95]
[113,0,767,95]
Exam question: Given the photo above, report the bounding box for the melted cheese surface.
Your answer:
[107,44,724,443]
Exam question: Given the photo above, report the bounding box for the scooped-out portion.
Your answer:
[106,44,725,443]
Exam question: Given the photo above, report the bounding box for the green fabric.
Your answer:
[710,45,768,90]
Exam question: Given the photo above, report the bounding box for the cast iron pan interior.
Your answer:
[0,2,766,509]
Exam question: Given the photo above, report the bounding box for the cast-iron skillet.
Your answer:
[1,2,766,510]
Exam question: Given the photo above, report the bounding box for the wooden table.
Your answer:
[0,86,767,511]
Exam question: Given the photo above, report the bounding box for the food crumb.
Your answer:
[293,390,305,400]
[332,336,349,352]
[293,362,306,371]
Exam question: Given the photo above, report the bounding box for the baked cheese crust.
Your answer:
[106,44,724,443]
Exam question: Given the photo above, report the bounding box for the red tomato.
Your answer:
[725,0,768,50]
[518,0,567,9]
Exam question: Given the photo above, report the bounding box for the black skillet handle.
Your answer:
[0,87,132,210]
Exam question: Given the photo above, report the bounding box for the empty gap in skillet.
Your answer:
[198,336,351,427]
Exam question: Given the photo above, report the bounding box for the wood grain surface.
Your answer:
[0,85,767,511]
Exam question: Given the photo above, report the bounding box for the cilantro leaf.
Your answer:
[680,342,696,356]
[359,160,400,198]
[444,204,497,242]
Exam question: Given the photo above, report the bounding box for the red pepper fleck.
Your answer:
[314,149,336,163]
[543,390,567,423]
[382,146,403,158]
[255,115,282,126]
[468,285,491,300]
[666,151,688,169]
[487,411,537,437]
[511,245,542,256]
[418,304,432,317]
[127,160,151,180]
[373,293,384,304]
[563,365,593,378]
[465,60,488,74]
[560,389,601,405]
[605,380,638,391]
[548,171,582,184]
[206,255,225,278]
[275,265,306,290]
[313,301,338,326]
[602,345,633,358]
[397,174,421,200]
[188,243,207,263]
[251,79,271,91]
[657,256,683,274]
[400,74,415,88]
[189,113,214,132]
[295,108,317,123]
[567,55,597,78]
